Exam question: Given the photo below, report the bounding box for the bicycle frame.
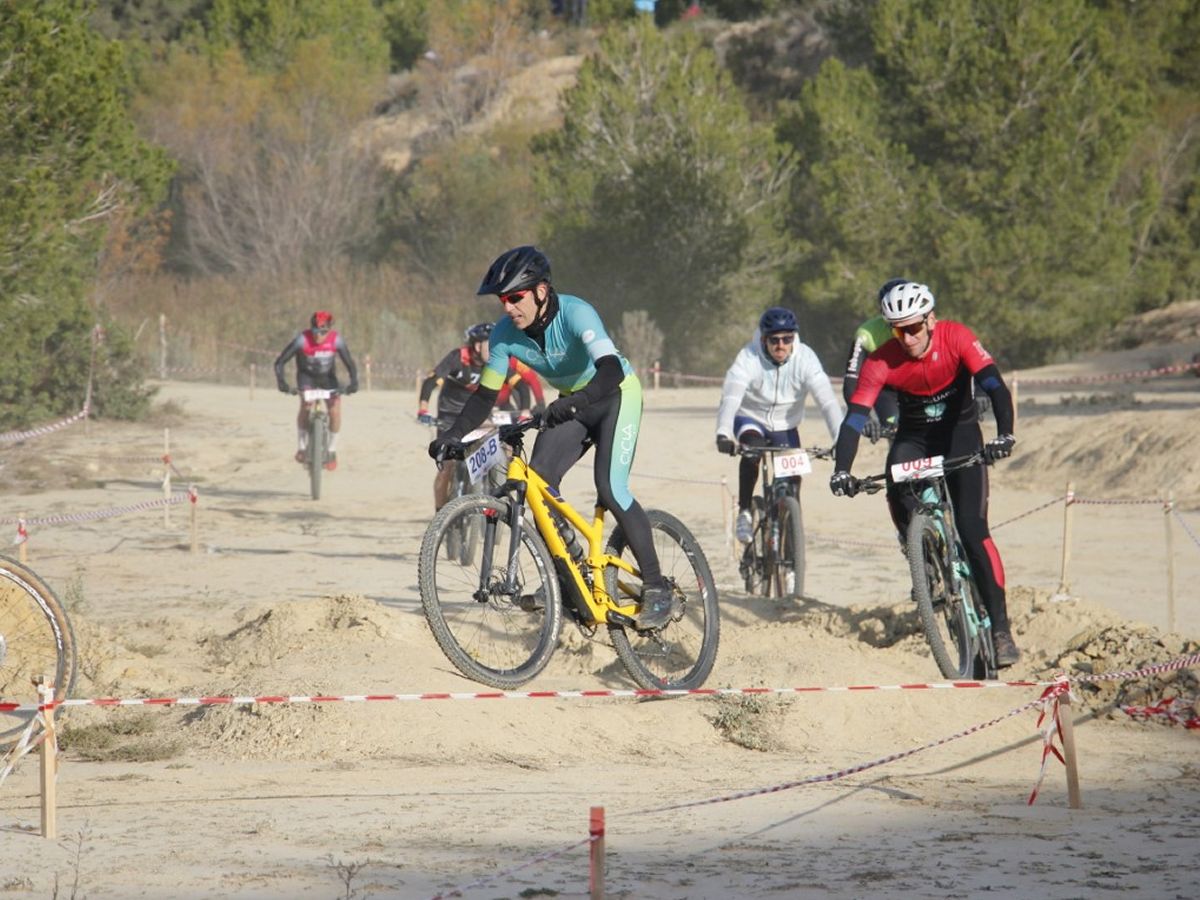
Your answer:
[897,459,990,640]
[475,444,640,626]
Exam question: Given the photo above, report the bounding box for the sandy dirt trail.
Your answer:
[0,370,1198,898]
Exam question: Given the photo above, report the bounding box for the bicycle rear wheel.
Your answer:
[605,510,720,691]
[443,464,470,562]
[0,556,77,745]
[740,496,767,594]
[908,513,974,679]
[419,495,563,688]
[772,495,804,598]
[308,415,327,501]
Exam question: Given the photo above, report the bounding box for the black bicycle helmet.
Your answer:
[476,245,551,296]
[758,306,797,335]
[464,322,494,343]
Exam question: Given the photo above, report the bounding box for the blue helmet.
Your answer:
[464,322,493,343]
[759,307,797,335]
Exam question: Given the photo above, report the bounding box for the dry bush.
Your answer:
[615,309,664,375]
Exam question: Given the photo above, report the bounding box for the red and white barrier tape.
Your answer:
[1173,509,1200,553]
[1018,360,1200,387]
[0,712,47,788]
[992,494,1070,530]
[0,404,90,444]
[1121,696,1200,730]
[0,490,195,530]
[1027,677,1070,805]
[638,686,1065,816]
[0,677,1049,714]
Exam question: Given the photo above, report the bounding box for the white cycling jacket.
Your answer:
[715,330,844,441]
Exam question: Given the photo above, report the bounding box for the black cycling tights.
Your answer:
[886,423,1010,634]
[529,390,663,589]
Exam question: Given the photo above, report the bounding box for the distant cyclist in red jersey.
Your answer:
[828,282,1021,667]
[274,311,358,470]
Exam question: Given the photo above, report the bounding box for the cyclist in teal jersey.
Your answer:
[427,245,675,630]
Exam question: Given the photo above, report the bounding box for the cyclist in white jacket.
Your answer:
[716,307,844,542]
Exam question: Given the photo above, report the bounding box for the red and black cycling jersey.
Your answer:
[835,320,1013,470]
[420,347,484,420]
[274,328,358,390]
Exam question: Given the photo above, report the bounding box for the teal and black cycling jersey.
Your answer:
[480,294,633,394]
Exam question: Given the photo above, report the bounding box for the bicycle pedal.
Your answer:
[606,610,637,628]
[514,592,545,612]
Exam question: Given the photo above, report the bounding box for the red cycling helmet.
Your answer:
[311,311,334,328]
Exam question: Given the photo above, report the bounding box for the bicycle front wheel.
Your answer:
[308,415,327,501]
[419,495,563,688]
[772,495,804,598]
[907,513,974,679]
[605,510,720,691]
[740,496,768,594]
[0,556,77,745]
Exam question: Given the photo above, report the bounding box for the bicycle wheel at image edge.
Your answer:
[418,494,563,688]
[308,415,327,501]
[0,556,77,745]
[907,513,975,679]
[772,495,804,598]
[605,509,720,691]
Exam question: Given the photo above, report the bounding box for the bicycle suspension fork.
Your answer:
[474,481,528,599]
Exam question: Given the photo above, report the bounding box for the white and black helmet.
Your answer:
[880,281,935,323]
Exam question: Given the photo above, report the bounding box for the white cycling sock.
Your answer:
[327,432,339,452]
[297,428,308,450]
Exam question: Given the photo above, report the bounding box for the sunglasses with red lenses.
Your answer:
[499,290,531,305]
[891,316,928,337]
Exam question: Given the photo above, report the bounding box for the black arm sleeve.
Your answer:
[842,341,867,405]
[337,339,358,386]
[418,373,440,405]
[834,402,871,471]
[442,386,500,443]
[573,355,624,406]
[974,364,1014,435]
[274,338,300,382]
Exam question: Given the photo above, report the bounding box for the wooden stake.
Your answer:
[720,475,732,557]
[37,678,57,839]
[1164,491,1176,633]
[1056,483,1074,596]
[189,486,199,555]
[249,363,256,401]
[365,354,373,392]
[158,312,167,380]
[589,806,605,900]
[163,427,172,527]
[1058,690,1083,809]
[1010,373,1020,430]
[652,360,661,390]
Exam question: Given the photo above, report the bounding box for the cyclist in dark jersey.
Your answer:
[418,323,542,510]
[828,282,1021,667]
[274,311,358,469]
[427,245,675,630]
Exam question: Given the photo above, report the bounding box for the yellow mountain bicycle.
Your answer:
[418,418,719,690]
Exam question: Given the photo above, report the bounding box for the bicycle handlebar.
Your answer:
[850,451,989,496]
[736,444,834,461]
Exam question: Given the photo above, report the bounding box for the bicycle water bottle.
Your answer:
[554,514,585,564]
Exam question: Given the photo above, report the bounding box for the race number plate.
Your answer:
[466,433,504,484]
[772,449,812,478]
[891,455,945,483]
[302,389,333,402]
[490,410,513,426]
